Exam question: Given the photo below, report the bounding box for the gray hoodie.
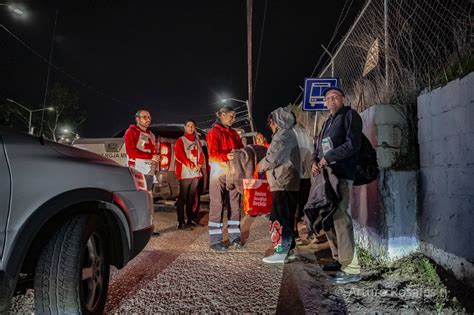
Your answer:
[258,107,300,191]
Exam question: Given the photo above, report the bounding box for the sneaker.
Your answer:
[330,271,362,284]
[187,221,198,227]
[262,253,287,264]
[322,261,342,271]
[231,238,243,249]
[287,249,296,262]
[210,243,228,252]
[177,223,192,231]
[152,231,160,237]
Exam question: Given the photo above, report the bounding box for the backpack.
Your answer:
[344,109,379,186]
[353,133,379,185]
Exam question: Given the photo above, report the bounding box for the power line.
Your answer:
[293,0,355,104]
[1,24,133,108]
[252,0,268,104]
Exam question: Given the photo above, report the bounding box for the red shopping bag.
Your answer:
[242,172,272,216]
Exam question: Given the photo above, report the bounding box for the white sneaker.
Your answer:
[287,249,296,262]
[262,253,287,264]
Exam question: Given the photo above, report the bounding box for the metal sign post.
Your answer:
[302,77,340,137]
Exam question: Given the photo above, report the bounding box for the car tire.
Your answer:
[34,214,110,314]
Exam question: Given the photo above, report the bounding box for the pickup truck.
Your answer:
[73,124,209,201]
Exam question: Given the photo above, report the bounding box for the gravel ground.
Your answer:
[9,200,467,313]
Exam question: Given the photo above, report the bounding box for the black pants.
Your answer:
[176,178,199,225]
[296,178,311,220]
[294,178,311,237]
[269,191,297,254]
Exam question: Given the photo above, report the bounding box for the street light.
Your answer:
[0,4,24,15]
[220,97,255,132]
[6,99,54,134]
[59,127,79,144]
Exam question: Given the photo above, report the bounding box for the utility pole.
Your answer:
[246,0,255,132]
[39,9,58,136]
[384,0,389,91]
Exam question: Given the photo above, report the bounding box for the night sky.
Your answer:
[2,1,363,138]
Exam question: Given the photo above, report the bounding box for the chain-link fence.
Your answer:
[319,0,473,112]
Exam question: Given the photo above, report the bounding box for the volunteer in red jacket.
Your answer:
[124,109,160,235]
[174,119,204,230]
[206,106,243,251]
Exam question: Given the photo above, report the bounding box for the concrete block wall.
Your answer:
[417,72,474,287]
[352,105,418,261]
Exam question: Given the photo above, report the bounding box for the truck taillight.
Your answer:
[160,142,171,171]
[129,168,148,191]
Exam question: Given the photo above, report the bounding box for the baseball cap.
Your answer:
[322,86,345,97]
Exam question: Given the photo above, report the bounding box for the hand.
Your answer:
[227,152,234,160]
[318,157,328,169]
[152,154,161,163]
[311,162,321,174]
[193,165,201,173]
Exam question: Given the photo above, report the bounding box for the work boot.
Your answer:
[262,253,287,264]
[329,271,362,284]
[210,243,228,252]
[322,261,342,271]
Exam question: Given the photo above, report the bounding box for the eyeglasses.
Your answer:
[324,94,343,101]
[138,115,151,120]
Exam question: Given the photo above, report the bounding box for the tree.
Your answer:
[42,84,85,141]
[0,97,32,132]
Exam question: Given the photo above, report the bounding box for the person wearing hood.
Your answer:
[258,107,301,264]
[174,119,205,230]
[206,106,244,251]
[124,109,160,235]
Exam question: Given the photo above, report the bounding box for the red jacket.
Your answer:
[206,123,243,178]
[206,123,243,162]
[174,133,205,180]
[124,124,157,168]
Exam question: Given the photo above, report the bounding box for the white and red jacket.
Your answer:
[124,124,157,175]
[206,123,243,178]
[174,133,204,180]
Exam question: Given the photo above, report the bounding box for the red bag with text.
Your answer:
[242,170,272,216]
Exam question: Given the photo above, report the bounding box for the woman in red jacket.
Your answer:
[174,119,204,230]
[206,106,243,251]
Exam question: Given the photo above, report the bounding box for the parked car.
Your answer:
[0,127,154,314]
[72,124,209,202]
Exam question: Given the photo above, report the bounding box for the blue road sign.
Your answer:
[302,78,340,111]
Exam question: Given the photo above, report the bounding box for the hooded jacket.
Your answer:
[206,122,243,178]
[257,107,300,191]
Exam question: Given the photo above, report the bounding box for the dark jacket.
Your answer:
[313,106,362,180]
[226,145,267,194]
[304,167,340,233]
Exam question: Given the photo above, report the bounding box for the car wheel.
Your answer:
[34,214,110,314]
